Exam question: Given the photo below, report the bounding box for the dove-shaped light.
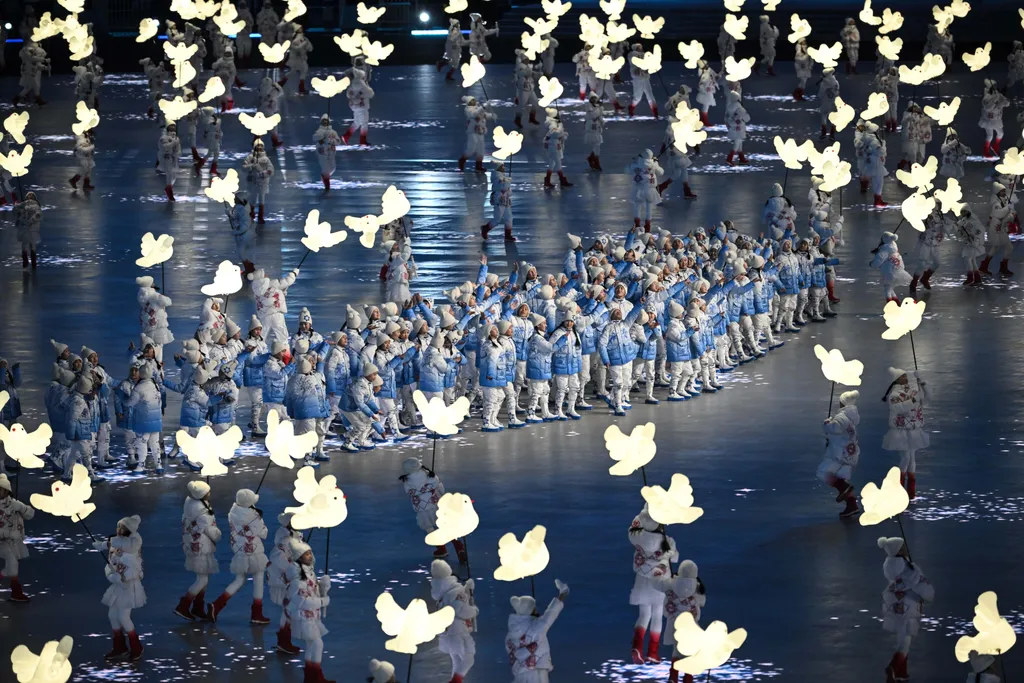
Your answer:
[334,30,368,57]
[378,185,411,224]
[995,147,1024,176]
[788,13,811,43]
[934,177,965,215]
[859,0,883,25]
[11,636,74,683]
[4,112,29,145]
[213,3,246,36]
[413,390,470,436]
[724,0,745,12]
[137,18,160,43]
[526,15,558,35]
[642,473,704,525]
[285,466,349,529]
[858,466,909,525]
[543,0,573,18]
[259,40,291,64]
[521,31,550,61]
[599,0,626,20]
[71,101,99,136]
[30,464,96,522]
[829,98,856,132]
[878,8,904,34]
[375,593,456,654]
[171,61,198,89]
[175,425,243,476]
[239,112,282,136]
[762,0,780,10]
[59,0,86,14]
[949,0,971,17]
[199,76,226,104]
[345,214,380,248]
[284,0,308,21]
[861,92,889,121]
[424,492,479,545]
[678,40,705,68]
[808,41,843,68]
[774,136,810,170]
[673,614,748,676]
[922,53,947,79]
[724,55,756,81]
[136,232,174,267]
[632,14,665,39]
[164,39,199,65]
[360,37,395,65]
[875,35,903,61]
[605,422,657,476]
[204,169,240,205]
[819,159,853,193]
[724,13,748,40]
[0,393,51,469]
[32,13,64,42]
[0,145,33,178]
[591,53,624,80]
[896,156,938,193]
[923,97,960,126]
[605,19,636,43]
[301,209,348,251]
[813,344,863,386]
[492,126,524,160]
[881,298,926,341]
[537,76,563,108]
[461,55,486,87]
[445,0,468,12]
[955,592,1017,662]
[578,14,607,47]
[631,44,663,74]
[901,192,935,232]
[68,34,95,61]
[494,525,550,581]
[159,96,198,123]
[934,5,954,33]
[357,2,387,23]
[962,42,991,71]
[265,409,319,469]
[200,260,243,296]
[672,105,707,152]
[805,141,841,176]
[311,75,350,99]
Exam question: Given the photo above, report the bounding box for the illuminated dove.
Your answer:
[923,97,960,126]
[334,30,367,56]
[136,232,174,267]
[542,0,573,18]
[413,391,470,436]
[829,98,856,131]
[599,0,626,20]
[955,592,1017,662]
[204,169,240,205]
[895,156,938,192]
[494,525,550,581]
[606,422,657,476]
[4,112,29,145]
[633,14,665,39]
[537,76,563,107]
[808,41,843,68]
[285,466,349,530]
[605,19,636,43]
[673,614,748,676]
[300,209,347,251]
[30,464,96,522]
[788,13,811,43]
[859,0,883,25]
[642,473,705,525]
[723,13,748,40]
[200,260,243,297]
[678,40,705,68]
[461,55,486,87]
[861,92,889,120]
[239,112,282,136]
[962,42,991,71]
[159,95,197,123]
[813,344,863,386]
[631,44,663,74]
[724,56,756,81]
[284,0,308,21]
[175,425,243,476]
[492,126,524,160]
[445,0,469,12]
[875,35,903,61]
[360,37,395,65]
[878,8,904,34]
[259,40,291,64]
[0,145,33,178]
[345,214,380,248]
[375,593,455,654]
[137,18,160,42]
[901,191,935,232]
[425,492,478,545]
[357,2,387,23]
[10,635,74,683]
[199,76,226,103]
[858,467,909,525]
[311,75,351,98]
[934,178,965,214]
[881,298,926,340]
[525,16,557,35]
[265,409,319,469]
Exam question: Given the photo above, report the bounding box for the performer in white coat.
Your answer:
[817,390,861,517]
[458,95,495,173]
[437,19,465,81]
[628,150,663,232]
[268,512,303,654]
[431,560,479,683]
[654,559,705,683]
[173,481,221,622]
[724,90,750,166]
[628,43,657,117]
[97,515,146,661]
[505,583,569,683]
[758,16,779,75]
[400,457,468,561]
[0,474,33,602]
[468,13,498,62]
[341,66,375,146]
[313,114,340,191]
[206,489,269,624]
[878,536,934,683]
[628,504,677,665]
[584,94,605,171]
[242,139,274,224]
[979,79,1010,158]
[158,122,182,202]
[543,110,572,189]
[250,267,299,348]
[840,18,860,73]
[136,276,174,363]
[695,61,718,126]
[939,128,969,179]
[882,368,929,500]
[481,162,515,242]
[286,540,334,683]
[15,192,42,269]
[979,182,1016,277]
[70,131,96,191]
[869,232,911,301]
[794,39,813,100]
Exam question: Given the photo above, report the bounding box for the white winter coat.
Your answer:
[432,575,478,657]
[228,504,268,574]
[403,469,445,532]
[100,534,147,610]
[181,497,221,574]
[629,526,678,605]
[286,562,330,640]
[253,270,296,316]
[268,525,303,605]
[0,496,33,562]
[817,405,860,482]
[158,132,181,174]
[505,598,564,675]
[138,285,174,344]
[881,556,934,635]
[882,379,930,452]
[656,574,704,647]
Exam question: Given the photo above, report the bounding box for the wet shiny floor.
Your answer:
[0,60,1022,682]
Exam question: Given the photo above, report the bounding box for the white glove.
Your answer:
[320,595,331,608]
[555,578,570,596]
[106,568,122,584]
[318,575,331,595]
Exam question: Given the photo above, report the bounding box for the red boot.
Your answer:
[657,179,672,195]
[860,177,869,193]
[893,652,909,681]
[964,270,975,286]
[105,630,129,661]
[272,133,284,148]
[829,125,837,141]
[207,592,232,622]
[544,170,555,188]
[69,174,80,188]
[579,90,586,100]
[920,269,933,290]
[504,228,517,242]
[446,68,455,81]
[726,150,736,166]
[322,174,330,191]
[147,106,155,119]
[304,663,319,683]
[298,79,307,95]
[909,273,919,293]
[874,194,887,208]
[999,259,1014,276]
[514,114,523,129]
[475,157,485,173]
[840,494,861,518]
[359,133,369,146]
[529,110,539,125]
[165,185,176,202]
[994,137,1003,155]
[644,220,652,233]
[586,152,596,170]
[651,104,659,118]
[628,103,636,117]
[827,281,840,303]
[458,156,467,171]
[983,140,992,158]
[452,538,468,564]
[210,161,219,177]
[793,87,803,101]
[974,270,984,285]
[127,631,144,661]
[899,471,907,492]
[885,653,899,683]
[433,545,450,558]
[819,124,827,139]
[645,631,661,663]
[684,183,697,200]
[258,205,266,224]
[191,147,201,163]
[738,152,748,164]
[634,217,642,228]
[832,478,854,502]
[277,624,301,654]
[631,626,646,664]
[907,474,916,500]
[9,577,28,602]
[481,223,492,239]
[251,600,271,625]
[700,111,709,126]
[558,171,573,187]
[174,594,195,621]
[189,589,207,620]
[593,155,603,171]
[235,75,245,87]
[767,64,776,76]
[669,657,681,682]
[249,205,256,220]
[342,129,352,145]
[979,255,993,275]
[436,59,446,72]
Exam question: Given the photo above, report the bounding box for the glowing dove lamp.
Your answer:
[360,38,395,65]
[788,14,811,43]
[0,409,53,470]
[265,409,319,469]
[876,36,903,61]
[201,261,244,297]
[284,0,308,22]
[334,31,367,57]
[259,40,291,64]
[949,0,971,17]
[1020,7,1024,29]
[525,16,558,35]
[591,54,624,80]
[492,126,524,160]
[357,2,387,23]
[204,169,240,205]
[445,0,469,13]
[878,8,904,34]
[599,0,626,20]
[921,53,947,79]
[861,92,889,120]
[934,178,965,215]
[379,185,411,224]
[631,44,663,74]
[762,0,780,10]
[605,19,636,44]
[934,6,954,33]
[672,106,707,151]
[239,112,282,137]
[135,18,159,44]
[375,592,455,654]
[901,192,935,232]
[198,77,226,104]
[284,466,349,530]
[923,97,960,126]
[678,40,705,69]
[461,55,486,88]
[881,298,926,341]
[68,35,96,62]
[171,61,198,89]
[159,96,197,124]
[724,0,745,12]
[819,159,853,193]
[136,232,174,268]
[829,98,856,132]
[642,473,705,525]
[724,56,755,81]
[11,635,74,683]
[424,493,479,545]
[71,102,99,136]
[896,156,938,192]
[0,145,33,178]
[4,112,29,145]
[774,136,809,170]
[163,40,199,65]
[808,42,843,68]
[60,0,86,15]
[955,592,1017,662]
[311,76,350,99]
[859,0,883,25]
[537,76,563,108]
[805,141,841,177]
[962,43,991,72]
[995,147,1024,177]
[301,209,347,252]
[542,0,572,18]
[859,467,909,525]
[345,214,380,248]
[214,13,246,37]
[672,613,748,676]
[633,14,665,39]
[175,425,243,476]
[493,525,550,581]
[813,344,863,386]
[32,14,63,42]
[723,14,748,40]
[413,390,470,437]
[29,464,96,522]
[521,31,550,61]
[605,422,657,476]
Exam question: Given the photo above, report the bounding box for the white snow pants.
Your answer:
[261,312,289,348]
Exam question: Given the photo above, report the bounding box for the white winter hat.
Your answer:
[372,375,383,389]
[290,539,312,561]
[193,363,214,386]
[385,321,401,336]
[249,315,263,333]
[678,559,699,578]
[226,319,241,338]
[510,595,537,616]
[888,367,907,381]
[278,511,294,527]
[568,233,582,249]
[187,480,211,500]
[345,305,362,330]
[382,302,400,317]
[75,375,93,394]
[529,313,546,327]
[363,362,379,377]
[497,320,513,336]
[877,536,905,557]
[430,559,452,579]
[294,339,310,356]
[539,284,554,300]
[839,390,860,405]
[430,333,446,349]
[881,231,898,244]
[141,334,155,349]
[369,659,396,683]
[81,346,97,360]
[440,311,457,329]
[748,254,765,270]
[136,276,154,288]
[299,307,313,325]
[331,331,346,345]
[402,457,422,475]
[235,488,259,508]
[51,339,69,355]
[668,301,684,318]
[994,182,1007,194]
[637,311,649,326]
[220,359,239,378]
[118,515,142,534]
[0,474,10,492]
[297,357,313,374]
[485,272,499,288]
[272,341,289,356]
[612,247,626,261]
